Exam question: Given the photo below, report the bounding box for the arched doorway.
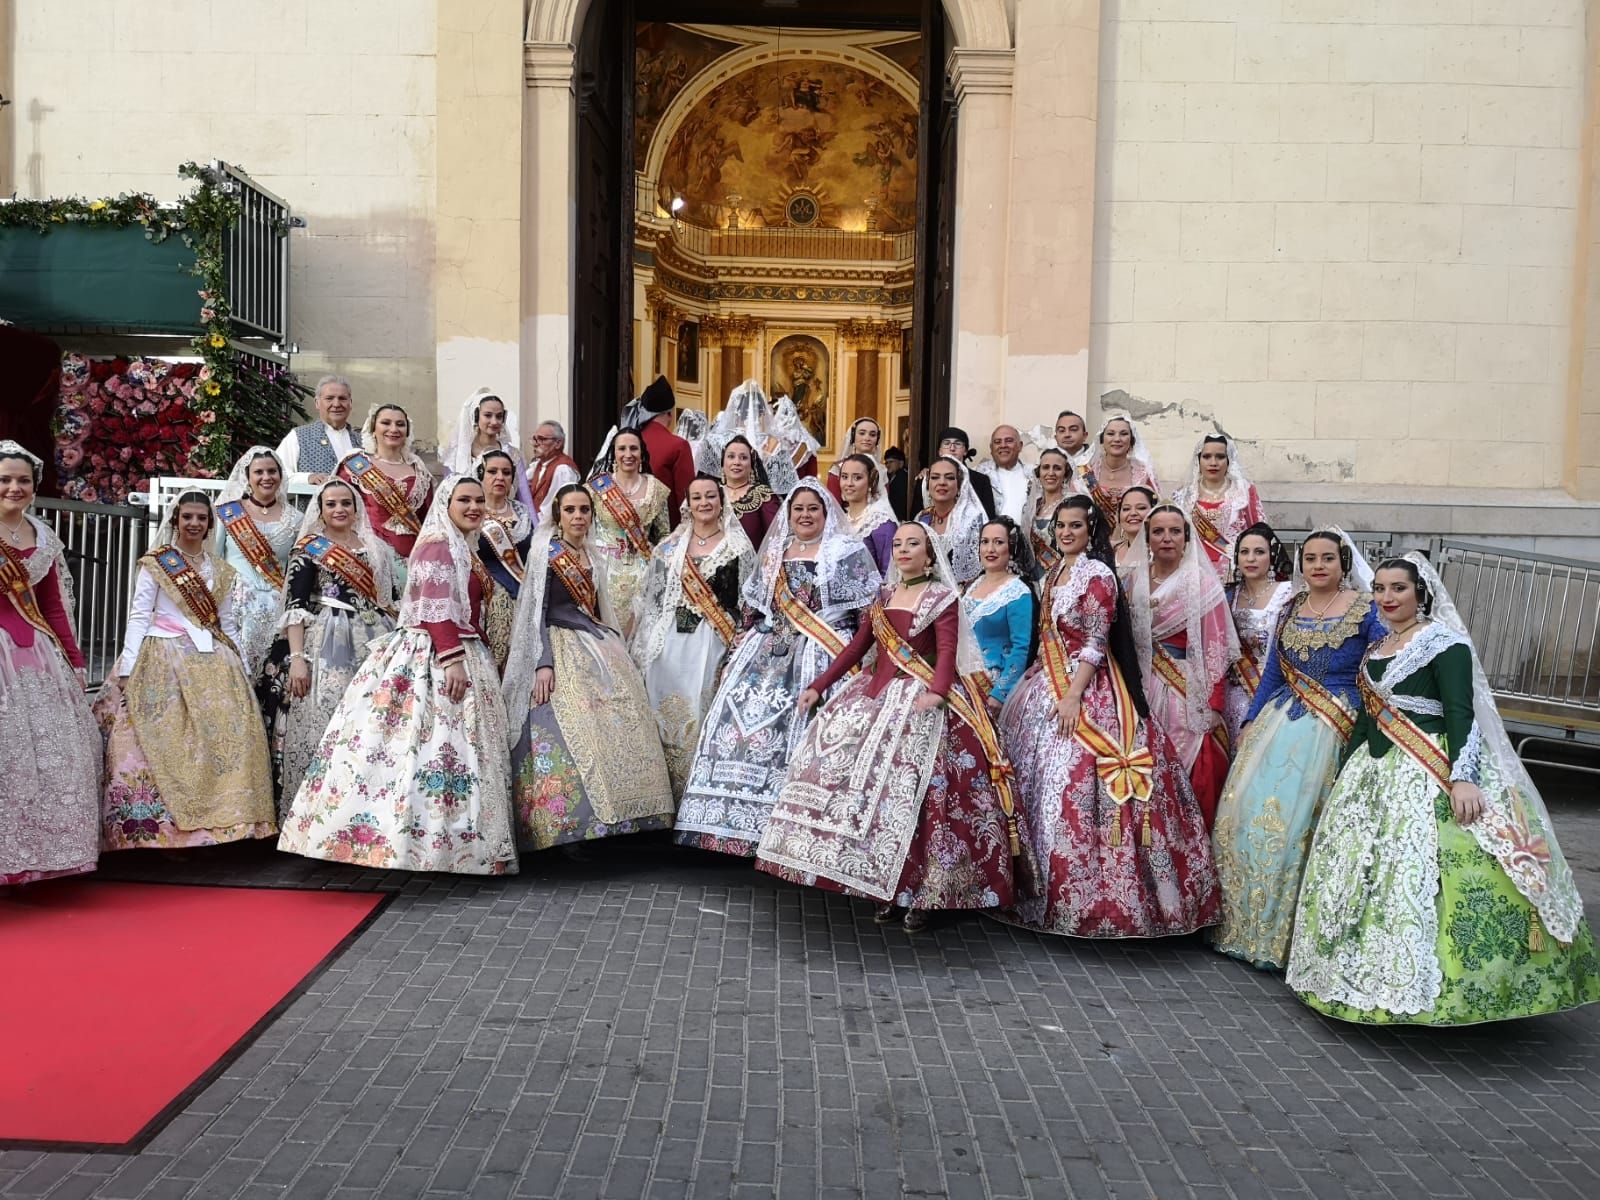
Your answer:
[552,0,996,470]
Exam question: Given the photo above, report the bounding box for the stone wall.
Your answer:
[1090,0,1586,491]
[5,0,441,436]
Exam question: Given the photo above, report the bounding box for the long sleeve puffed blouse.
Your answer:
[807,596,957,701]
[1,548,85,670]
[963,576,1034,704]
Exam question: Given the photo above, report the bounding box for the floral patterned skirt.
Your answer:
[1209,700,1343,970]
[993,666,1221,938]
[757,673,1029,910]
[1287,741,1600,1024]
[0,633,101,884]
[279,630,516,875]
[97,638,276,851]
[511,626,674,851]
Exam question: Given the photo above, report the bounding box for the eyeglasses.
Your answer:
[531,435,560,444]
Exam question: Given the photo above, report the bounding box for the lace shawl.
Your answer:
[1172,435,1261,545]
[283,477,399,620]
[1144,530,1239,734]
[741,478,880,622]
[881,527,986,679]
[631,493,757,671]
[440,386,522,478]
[1085,411,1161,495]
[917,462,986,584]
[396,475,481,630]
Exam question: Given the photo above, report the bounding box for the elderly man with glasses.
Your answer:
[527,420,580,520]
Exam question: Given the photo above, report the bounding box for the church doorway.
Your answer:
[571,0,955,475]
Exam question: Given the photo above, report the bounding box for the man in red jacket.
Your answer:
[633,375,695,528]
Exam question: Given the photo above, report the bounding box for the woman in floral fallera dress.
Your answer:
[336,403,435,566]
[1173,434,1267,586]
[758,523,1034,932]
[586,428,671,641]
[265,479,398,811]
[279,475,517,875]
[100,492,276,850]
[676,480,881,856]
[214,446,303,687]
[501,484,675,852]
[0,442,101,886]
[1288,554,1599,1024]
[996,496,1220,939]
[1222,523,1295,747]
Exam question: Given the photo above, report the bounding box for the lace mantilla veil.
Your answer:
[1135,513,1240,735]
[1389,552,1585,943]
[1086,411,1160,489]
[1173,434,1257,532]
[919,460,986,584]
[631,487,757,672]
[397,475,481,630]
[441,387,521,478]
[0,440,76,625]
[740,479,880,622]
[499,491,624,747]
[283,476,398,614]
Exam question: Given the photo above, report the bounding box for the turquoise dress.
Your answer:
[960,575,1034,705]
[1209,594,1382,969]
[1287,623,1600,1024]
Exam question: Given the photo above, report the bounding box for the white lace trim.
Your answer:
[962,574,1029,623]
[1050,555,1109,624]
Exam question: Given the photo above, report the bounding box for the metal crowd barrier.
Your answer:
[1435,539,1600,776]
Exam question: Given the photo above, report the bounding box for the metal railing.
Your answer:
[1435,539,1600,775]
[32,497,155,687]
[216,161,292,345]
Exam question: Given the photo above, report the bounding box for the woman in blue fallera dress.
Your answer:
[1209,530,1383,969]
[961,518,1036,712]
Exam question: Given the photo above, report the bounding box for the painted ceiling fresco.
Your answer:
[634,23,743,164]
[655,58,920,233]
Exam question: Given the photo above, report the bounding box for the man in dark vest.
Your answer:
[275,375,357,485]
[633,376,695,528]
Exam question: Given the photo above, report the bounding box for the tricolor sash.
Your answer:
[1077,465,1119,528]
[297,535,385,612]
[1038,563,1155,842]
[1191,503,1229,559]
[1233,645,1262,697]
[342,453,421,534]
[1154,641,1231,756]
[773,562,852,666]
[589,473,653,558]
[682,553,737,647]
[870,602,1021,856]
[1356,665,1453,796]
[481,518,526,586]
[1280,651,1356,742]
[0,535,66,658]
[217,500,286,590]
[1031,525,1061,574]
[142,546,238,657]
[548,541,601,623]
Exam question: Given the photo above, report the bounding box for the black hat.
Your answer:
[935,426,970,451]
[641,375,676,414]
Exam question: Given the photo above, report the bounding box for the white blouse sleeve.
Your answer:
[117,568,158,677]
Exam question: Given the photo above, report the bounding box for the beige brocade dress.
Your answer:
[587,475,670,640]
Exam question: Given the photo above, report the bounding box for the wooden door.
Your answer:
[908,0,954,477]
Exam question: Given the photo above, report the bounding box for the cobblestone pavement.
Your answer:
[3,776,1598,1200]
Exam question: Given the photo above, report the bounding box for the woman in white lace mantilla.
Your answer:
[279,475,517,875]
[1172,434,1267,586]
[916,456,985,585]
[214,446,304,685]
[1286,553,1599,1024]
[0,441,101,885]
[631,475,758,797]
[440,387,533,509]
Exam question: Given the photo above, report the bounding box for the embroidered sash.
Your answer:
[1191,503,1229,558]
[1154,641,1231,756]
[1077,466,1119,527]
[1234,645,1262,697]
[1038,564,1155,835]
[682,553,737,647]
[773,562,852,664]
[297,535,384,610]
[1356,666,1453,795]
[548,542,601,623]
[1280,652,1356,742]
[217,500,286,589]
[1031,525,1061,574]
[870,603,1021,856]
[342,453,421,534]
[0,535,66,658]
[481,518,526,585]
[589,473,653,557]
[142,546,238,657]
[469,556,495,622]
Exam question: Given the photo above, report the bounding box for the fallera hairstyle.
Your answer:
[552,482,591,514]
[979,516,1027,572]
[0,451,42,486]
[1100,417,1136,445]
[892,520,934,566]
[1037,447,1072,478]
[1234,521,1292,582]
[786,485,827,517]
[1375,556,1435,614]
[1299,529,1353,576]
[687,472,724,507]
[929,454,964,481]
[371,403,410,432]
[1054,493,1150,719]
[318,480,358,514]
[720,434,771,488]
[172,489,217,534]
[1117,485,1158,519]
[1146,502,1190,542]
[596,428,654,478]
[473,394,506,424]
[475,449,516,480]
[840,453,881,494]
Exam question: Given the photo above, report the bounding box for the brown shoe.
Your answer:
[873,903,899,923]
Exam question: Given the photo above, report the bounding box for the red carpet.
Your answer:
[0,880,385,1150]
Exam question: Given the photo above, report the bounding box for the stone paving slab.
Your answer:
[2,783,1598,1200]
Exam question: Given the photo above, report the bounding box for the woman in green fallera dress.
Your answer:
[1287,553,1600,1024]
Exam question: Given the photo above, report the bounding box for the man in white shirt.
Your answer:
[975,424,1040,525]
[275,376,358,486]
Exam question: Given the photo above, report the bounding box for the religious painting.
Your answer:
[633,23,740,164]
[769,333,833,447]
[676,321,699,383]
[656,59,920,233]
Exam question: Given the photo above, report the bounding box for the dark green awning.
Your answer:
[0,225,201,334]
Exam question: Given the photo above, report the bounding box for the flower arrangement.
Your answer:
[55,355,207,503]
[2,161,305,479]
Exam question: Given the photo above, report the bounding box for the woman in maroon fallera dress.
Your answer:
[996,495,1220,939]
[757,522,1034,932]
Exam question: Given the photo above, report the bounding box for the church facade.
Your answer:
[5,0,1598,542]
